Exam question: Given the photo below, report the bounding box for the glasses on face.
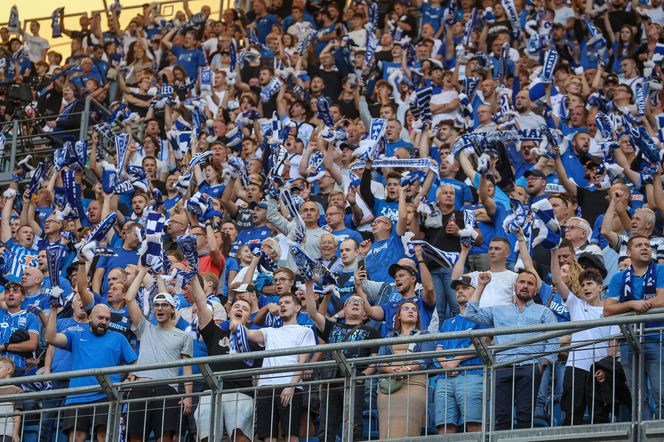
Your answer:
[371,219,390,226]
[153,303,171,310]
[273,278,292,284]
[345,298,365,306]
[564,225,581,232]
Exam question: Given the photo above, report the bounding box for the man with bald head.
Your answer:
[267,199,327,258]
[514,90,546,129]
[44,302,136,442]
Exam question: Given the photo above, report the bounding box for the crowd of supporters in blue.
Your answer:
[0,0,663,439]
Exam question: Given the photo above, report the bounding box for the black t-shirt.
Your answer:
[319,318,380,364]
[199,321,260,392]
[422,211,465,269]
[317,69,342,101]
[576,186,608,229]
[236,206,254,231]
[335,97,359,120]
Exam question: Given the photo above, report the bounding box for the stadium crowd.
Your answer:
[0,0,663,439]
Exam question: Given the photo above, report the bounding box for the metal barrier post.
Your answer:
[80,97,91,142]
[9,120,18,174]
[199,363,223,442]
[96,374,121,441]
[335,350,355,441]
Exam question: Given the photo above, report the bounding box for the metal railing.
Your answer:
[0,95,111,185]
[0,309,663,441]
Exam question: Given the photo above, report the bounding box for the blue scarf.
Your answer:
[622,261,657,303]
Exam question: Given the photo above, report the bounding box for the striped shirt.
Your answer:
[612,234,664,263]
[4,239,38,283]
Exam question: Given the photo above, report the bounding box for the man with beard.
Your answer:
[232,294,315,442]
[357,248,437,336]
[192,276,258,442]
[43,303,137,442]
[465,271,558,430]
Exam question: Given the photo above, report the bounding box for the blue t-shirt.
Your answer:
[50,319,87,373]
[421,3,445,34]
[97,247,140,295]
[62,328,137,404]
[437,313,484,374]
[372,199,399,223]
[315,23,337,55]
[607,265,664,301]
[538,283,571,322]
[385,140,414,157]
[438,178,473,210]
[0,310,39,371]
[40,276,74,303]
[171,45,206,80]
[560,146,589,187]
[199,182,225,199]
[256,14,280,44]
[366,229,406,283]
[330,228,363,247]
[237,226,273,245]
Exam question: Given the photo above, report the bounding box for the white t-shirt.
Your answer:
[470,270,518,308]
[516,112,546,130]
[259,324,316,386]
[431,90,460,125]
[565,293,619,372]
[24,34,50,63]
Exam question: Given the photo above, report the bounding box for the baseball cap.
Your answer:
[605,74,619,84]
[248,201,268,210]
[388,261,418,278]
[153,292,177,307]
[234,283,257,293]
[524,169,545,179]
[451,276,476,290]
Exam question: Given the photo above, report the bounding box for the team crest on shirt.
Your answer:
[18,316,26,327]
[219,336,229,348]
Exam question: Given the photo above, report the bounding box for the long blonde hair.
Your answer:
[565,261,585,298]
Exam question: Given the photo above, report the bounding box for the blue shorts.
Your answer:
[434,373,483,427]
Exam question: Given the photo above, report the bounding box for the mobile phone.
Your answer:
[358,257,366,272]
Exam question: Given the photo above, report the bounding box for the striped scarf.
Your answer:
[230,324,254,367]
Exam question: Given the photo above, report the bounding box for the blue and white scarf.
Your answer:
[115,133,130,173]
[622,261,657,303]
[281,189,306,243]
[260,77,282,103]
[177,234,199,270]
[46,243,66,304]
[51,8,63,38]
[372,158,438,175]
[26,162,52,199]
[409,240,459,268]
[7,6,19,34]
[230,324,254,366]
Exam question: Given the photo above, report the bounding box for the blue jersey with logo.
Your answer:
[538,283,571,322]
[366,229,406,284]
[171,45,206,80]
[4,239,38,283]
[0,309,39,371]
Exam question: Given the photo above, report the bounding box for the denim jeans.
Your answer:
[620,337,664,419]
[430,266,459,325]
[535,361,564,419]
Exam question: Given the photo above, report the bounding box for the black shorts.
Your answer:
[125,385,182,438]
[62,399,110,434]
[256,387,303,440]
